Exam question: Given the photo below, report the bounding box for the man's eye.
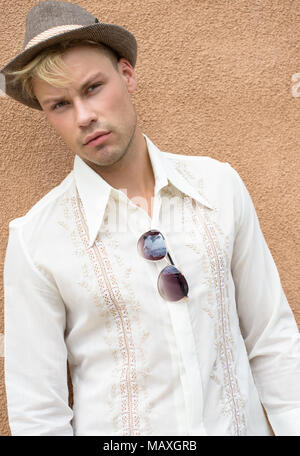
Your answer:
[51,84,101,110]
[87,83,101,92]
[53,101,67,110]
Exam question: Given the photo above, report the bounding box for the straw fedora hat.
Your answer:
[0,1,137,110]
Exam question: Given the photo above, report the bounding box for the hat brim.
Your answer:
[0,22,137,110]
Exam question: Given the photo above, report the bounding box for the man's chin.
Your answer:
[78,148,126,169]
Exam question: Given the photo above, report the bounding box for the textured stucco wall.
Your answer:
[0,0,299,436]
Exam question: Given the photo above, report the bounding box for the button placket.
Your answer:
[153,196,207,435]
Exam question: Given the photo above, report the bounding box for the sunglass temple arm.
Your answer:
[167,252,175,266]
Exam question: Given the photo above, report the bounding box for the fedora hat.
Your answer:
[0,1,137,110]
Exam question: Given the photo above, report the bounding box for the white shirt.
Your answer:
[4,134,300,436]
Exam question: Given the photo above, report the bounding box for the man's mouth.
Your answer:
[84,131,111,147]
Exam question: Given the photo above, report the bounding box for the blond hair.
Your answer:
[5,40,119,102]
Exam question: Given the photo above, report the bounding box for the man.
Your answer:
[1,1,300,436]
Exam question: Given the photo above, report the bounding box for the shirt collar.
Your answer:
[145,135,214,211]
[73,153,111,248]
[73,134,213,247]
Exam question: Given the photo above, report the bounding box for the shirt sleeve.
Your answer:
[228,163,300,436]
[3,222,74,436]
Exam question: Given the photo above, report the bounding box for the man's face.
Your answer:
[32,45,137,169]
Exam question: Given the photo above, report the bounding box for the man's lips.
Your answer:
[83,131,111,146]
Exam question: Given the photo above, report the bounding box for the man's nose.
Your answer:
[74,98,98,128]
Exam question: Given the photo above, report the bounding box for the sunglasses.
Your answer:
[137,230,189,302]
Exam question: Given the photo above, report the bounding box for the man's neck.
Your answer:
[90,127,155,217]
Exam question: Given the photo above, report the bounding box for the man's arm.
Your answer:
[228,163,300,436]
[4,222,74,436]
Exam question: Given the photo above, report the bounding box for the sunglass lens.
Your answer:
[137,230,167,260]
[158,265,189,301]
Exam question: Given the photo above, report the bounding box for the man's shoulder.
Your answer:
[160,150,243,209]
[161,150,235,181]
[162,150,228,168]
[9,171,75,230]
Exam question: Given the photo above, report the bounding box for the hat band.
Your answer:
[24,24,84,50]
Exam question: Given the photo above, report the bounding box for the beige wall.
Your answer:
[0,0,299,435]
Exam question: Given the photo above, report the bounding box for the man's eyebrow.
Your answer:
[42,71,106,106]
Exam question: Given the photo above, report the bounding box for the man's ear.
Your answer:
[117,58,136,93]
